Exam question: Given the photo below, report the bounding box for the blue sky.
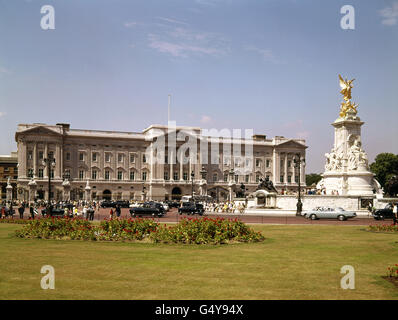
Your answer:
[0,0,397,173]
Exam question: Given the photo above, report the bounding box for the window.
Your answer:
[105,170,110,180]
[245,175,249,183]
[295,175,299,183]
[92,170,97,180]
[266,159,270,168]
[142,171,147,181]
[288,175,292,183]
[105,153,111,162]
[79,170,84,180]
[39,151,43,160]
[256,159,261,167]
[256,174,260,183]
[288,160,292,168]
[118,154,123,162]
[164,171,169,181]
[223,157,230,165]
[130,171,135,181]
[235,175,239,183]
[28,151,33,160]
[50,169,54,179]
[66,152,71,161]
[117,171,123,180]
[213,173,218,182]
[183,172,188,181]
[143,154,147,163]
[130,154,135,163]
[280,175,284,183]
[48,151,54,159]
[79,153,84,161]
[173,172,178,180]
[92,153,97,162]
[224,174,228,182]
[38,168,44,178]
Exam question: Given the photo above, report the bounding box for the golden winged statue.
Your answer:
[338,74,358,118]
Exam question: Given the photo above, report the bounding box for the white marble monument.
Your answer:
[317,75,381,196]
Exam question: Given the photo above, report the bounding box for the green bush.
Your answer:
[150,217,265,244]
[14,217,265,244]
[367,224,398,233]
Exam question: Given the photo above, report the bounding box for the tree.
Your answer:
[384,175,398,197]
[369,153,398,188]
[306,173,322,187]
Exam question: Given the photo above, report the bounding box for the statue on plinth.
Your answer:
[338,75,359,119]
[256,176,277,193]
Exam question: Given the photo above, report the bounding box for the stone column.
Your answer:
[44,143,48,177]
[55,143,61,179]
[33,142,37,178]
[179,150,183,181]
[272,149,278,184]
[284,153,288,183]
[170,149,174,180]
[18,139,27,179]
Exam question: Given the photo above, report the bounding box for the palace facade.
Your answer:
[15,123,307,202]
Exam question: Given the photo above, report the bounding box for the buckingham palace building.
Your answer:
[15,122,307,202]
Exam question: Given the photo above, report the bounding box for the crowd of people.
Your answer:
[204,201,246,214]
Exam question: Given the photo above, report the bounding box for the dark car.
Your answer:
[114,200,130,208]
[41,205,70,217]
[373,203,397,220]
[165,201,180,208]
[129,202,165,217]
[100,200,115,208]
[0,206,15,217]
[178,202,204,215]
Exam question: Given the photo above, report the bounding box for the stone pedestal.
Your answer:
[228,180,235,201]
[319,110,379,196]
[199,179,207,196]
[84,180,91,202]
[28,179,37,203]
[6,183,12,202]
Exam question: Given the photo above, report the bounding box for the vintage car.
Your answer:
[372,203,397,220]
[129,202,165,217]
[178,202,204,215]
[302,207,356,221]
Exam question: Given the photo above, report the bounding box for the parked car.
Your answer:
[165,200,180,208]
[113,200,130,208]
[129,202,165,217]
[41,206,67,217]
[100,200,115,208]
[178,202,204,215]
[372,203,397,220]
[303,207,356,221]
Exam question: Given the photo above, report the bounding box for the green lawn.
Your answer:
[1,223,397,300]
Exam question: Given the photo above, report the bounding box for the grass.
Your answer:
[0,223,398,300]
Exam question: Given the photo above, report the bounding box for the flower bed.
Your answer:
[367,224,398,233]
[14,217,265,244]
[150,217,265,244]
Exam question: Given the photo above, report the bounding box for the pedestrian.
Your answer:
[83,206,88,219]
[393,203,398,225]
[367,202,373,217]
[18,204,25,219]
[109,208,114,219]
[29,204,35,219]
[89,206,95,221]
[115,204,121,218]
[1,206,5,219]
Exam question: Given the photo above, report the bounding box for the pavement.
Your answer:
[9,207,389,226]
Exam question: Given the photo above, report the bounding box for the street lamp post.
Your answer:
[293,154,305,216]
[191,170,195,201]
[42,155,56,214]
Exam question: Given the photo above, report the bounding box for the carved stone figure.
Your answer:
[256,176,277,193]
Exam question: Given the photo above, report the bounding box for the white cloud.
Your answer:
[124,21,138,28]
[147,28,228,58]
[379,2,398,26]
[244,45,283,64]
[157,17,188,25]
[200,115,212,124]
[0,112,7,117]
